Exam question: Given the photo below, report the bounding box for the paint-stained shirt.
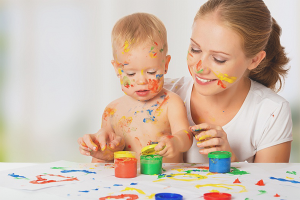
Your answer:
[164,77,293,163]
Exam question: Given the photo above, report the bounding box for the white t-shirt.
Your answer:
[164,76,293,163]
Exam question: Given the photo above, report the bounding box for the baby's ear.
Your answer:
[111,60,121,77]
[164,55,171,74]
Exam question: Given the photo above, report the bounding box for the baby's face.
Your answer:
[113,42,170,102]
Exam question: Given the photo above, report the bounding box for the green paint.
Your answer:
[245,198,252,200]
[151,46,154,51]
[258,190,267,195]
[162,168,166,172]
[229,167,250,175]
[51,167,67,170]
[140,155,162,175]
[184,170,201,174]
[286,171,297,175]
[197,69,204,73]
[123,76,131,87]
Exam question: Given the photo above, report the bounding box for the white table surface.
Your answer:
[0,162,299,200]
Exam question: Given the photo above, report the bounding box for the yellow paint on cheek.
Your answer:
[121,187,146,194]
[195,184,247,193]
[212,71,237,83]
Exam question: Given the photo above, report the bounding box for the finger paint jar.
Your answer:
[208,151,231,173]
[114,151,137,178]
[140,154,163,175]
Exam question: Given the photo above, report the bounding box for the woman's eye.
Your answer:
[214,57,226,64]
[190,47,202,53]
[147,71,157,75]
[126,73,135,77]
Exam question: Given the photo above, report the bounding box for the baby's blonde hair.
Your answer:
[111,13,168,57]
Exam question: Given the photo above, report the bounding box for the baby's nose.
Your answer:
[136,72,147,85]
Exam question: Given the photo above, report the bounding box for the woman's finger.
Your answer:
[197,137,223,148]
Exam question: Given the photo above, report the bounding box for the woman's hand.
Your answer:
[190,123,238,162]
[77,128,125,161]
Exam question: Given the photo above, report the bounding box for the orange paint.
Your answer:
[187,133,191,140]
[103,107,116,121]
[233,178,241,183]
[30,174,78,184]
[114,157,137,178]
[135,137,142,147]
[274,194,280,197]
[188,52,193,57]
[99,194,138,200]
[166,135,174,139]
[217,80,226,88]
[156,95,170,112]
[148,79,160,93]
[255,179,265,186]
[196,60,202,71]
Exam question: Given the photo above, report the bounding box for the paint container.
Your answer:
[140,154,163,175]
[208,151,231,173]
[204,192,231,200]
[114,151,137,178]
[155,193,183,200]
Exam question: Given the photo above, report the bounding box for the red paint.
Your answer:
[187,133,191,140]
[114,158,137,178]
[166,135,174,139]
[233,178,241,183]
[30,174,78,184]
[153,52,157,57]
[154,42,158,46]
[148,79,160,93]
[217,80,226,88]
[135,137,142,147]
[99,194,139,200]
[128,145,131,148]
[125,84,130,88]
[255,179,265,186]
[81,142,88,148]
[204,192,231,200]
[274,193,280,197]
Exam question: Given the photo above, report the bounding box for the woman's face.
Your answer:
[187,14,253,96]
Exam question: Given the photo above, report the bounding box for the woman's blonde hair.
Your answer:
[111,13,168,56]
[195,0,289,92]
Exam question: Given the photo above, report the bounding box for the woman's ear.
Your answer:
[164,55,171,74]
[248,51,266,70]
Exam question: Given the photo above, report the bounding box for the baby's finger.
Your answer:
[97,133,108,151]
[82,134,99,151]
[156,146,168,156]
[109,136,123,149]
[155,140,166,152]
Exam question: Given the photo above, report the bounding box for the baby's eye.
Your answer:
[126,73,136,77]
[147,71,157,75]
[190,47,202,53]
[214,57,226,64]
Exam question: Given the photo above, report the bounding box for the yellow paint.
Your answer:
[195,184,247,193]
[121,187,146,194]
[118,68,123,75]
[183,130,188,134]
[147,193,156,199]
[210,189,220,193]
[206,172,217,175]
[153,179,165,182]
[162,173,207,182]
[122,40,130,54]
[173,168,185,172]
[212,71,237,83]
[141,70,144,75]
[197,134,212,141]
[286,177,294,180]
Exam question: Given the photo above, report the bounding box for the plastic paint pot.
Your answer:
[208,151,231,173]
[114,151,137,178]
[204,192,232,200]
[140,154,163,175]
[155,193,183,200]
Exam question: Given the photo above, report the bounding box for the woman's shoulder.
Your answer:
[164,76,193,93]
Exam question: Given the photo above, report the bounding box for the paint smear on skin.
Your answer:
[146,109,154,115]
[217,80,226,88]
[30,174,79,184]
[270,177,300,184]
[148,79,161,93]
[197,69,204,74]
[128,145,131,148]
[213,71,237,83]
[156,74,163,79]
[196,60,202,72]
[135,137,142,147]
[141,70,144,75]
[154,42,158,46]
[122,40,130,54]
[155,95,170,115]
[166,135,174,139]
[118,116,133,129]
[143,116,156,123]
[122,76,131,88]
[197,134,212,141]
[103,107,116,121]
[158,173,207,182]
[188,65,193,76]
[188,51,193,58]
[123,61,129,65]
[60,170,96,174]
[8,173,28,179]
[121,187,146,194]
[195,184,247,193]
[117,68,123,76]
[99,194,139,200]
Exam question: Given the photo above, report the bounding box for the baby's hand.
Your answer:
[77,128,125,161]
[154,135,178,158]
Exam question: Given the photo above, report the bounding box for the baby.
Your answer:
[78,13,192,163]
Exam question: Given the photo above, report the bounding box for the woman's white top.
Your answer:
[164,77,293,163]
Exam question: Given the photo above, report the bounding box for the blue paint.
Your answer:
[113,184,123,186]
[8,173,27,179]
[160,94,166,99]
[130,182,137,185]
[270,177,300,184]
[147,109,153,115]
[60,170,96,174]
[156,74,163,79]
[155,193,183,200]
[92,188,99,191]
[208,151,231,173]
[79,190,89,193]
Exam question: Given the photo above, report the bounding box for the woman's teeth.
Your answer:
[196,76,214,83]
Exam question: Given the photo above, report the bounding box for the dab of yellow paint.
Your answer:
[197,134,212,141]
[173,168,185,172]
[286,177,294,180]
[195,184,247,193]
[183,130,189,134]
[147,193,156,199]
[153,179,165,182]
[122,40,130,54]
[141,70,144,75]
[165,173,207,182]
[212,71,237,83]
[210,189,220,193]
[118,68,123,76]
[121,187,145,194]
[206,172,217,175]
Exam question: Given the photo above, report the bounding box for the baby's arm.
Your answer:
[78,104,125,162]
[155,92,193,157]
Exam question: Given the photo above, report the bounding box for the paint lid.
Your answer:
[204,192,231,200]
[155,193,183,200]
[114,151,136,159]
[208,151,232,159]
[141,144,158,155]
